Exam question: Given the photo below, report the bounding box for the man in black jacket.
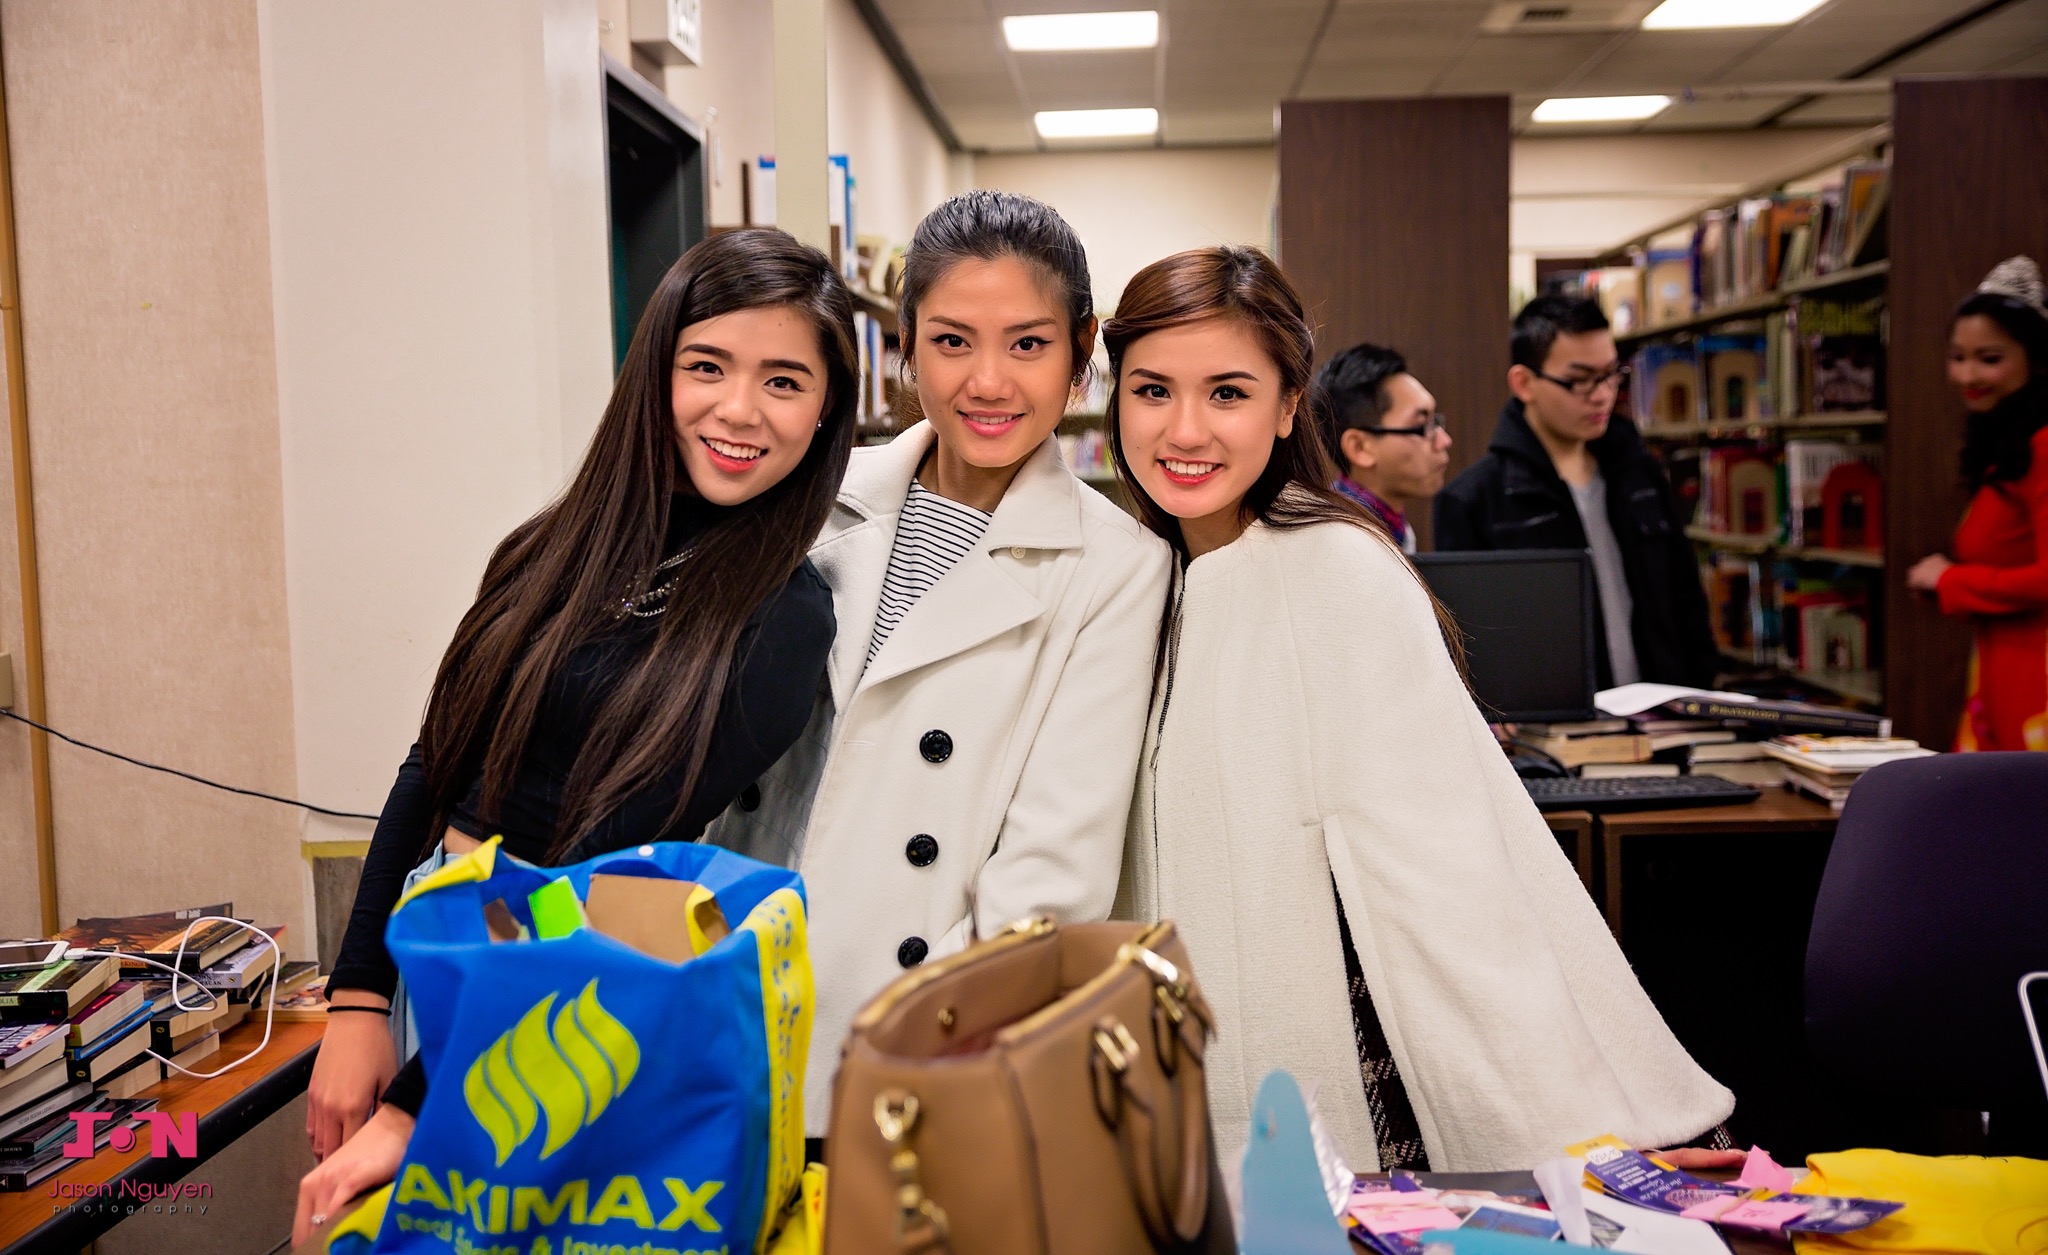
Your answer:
[1436,295,1719,688]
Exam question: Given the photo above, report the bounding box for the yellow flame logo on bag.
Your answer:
[462,979,641,1165]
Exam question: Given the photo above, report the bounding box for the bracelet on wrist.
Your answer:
[327,1003,393,1017]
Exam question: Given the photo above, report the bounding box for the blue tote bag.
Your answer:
[339,836,812,1255]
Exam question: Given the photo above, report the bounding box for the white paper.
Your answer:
[1581,1187,1731,1255]
[1595,683,1757,717]
[1533,1158,1590,1245]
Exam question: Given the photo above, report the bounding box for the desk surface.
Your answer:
[1602,786,1838,836]
[0,1016,323,1253]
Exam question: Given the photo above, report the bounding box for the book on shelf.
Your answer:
[147,992,236,1055]
[1701,335,1766,424]
[1785,770,1854,812]
[142,981,228,1042]
[1763,735,1932,776]
[0,1022,65,1073]
[0,1093,114,1160]
[162,1031,221,1078]
[1579,762,1680,780]
[1784,439,1881,547]
[1687,739,1769,764]
[1517,730,1651,769]
[1692,760,1787,788]
[97,1054,161,1101]
[195,929,283,994]
[1658,694,1889,737]
[0,1102,152,1192]
[0,956,120,1026]
[66,1016,151,1085]
[1693,446,1781,539]
[1643,248,1692,326]
[0,1051,69,1121]
[1802,297,1885,413]
[0,1081,93,1154]
[270,976,329,1023]
[1647,728,1737,752]
[64,981,146,1050]
[1633,343,1700,428]
[56,903,247,973]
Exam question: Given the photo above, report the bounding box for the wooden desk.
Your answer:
[1600,788,1838,938]
[1546,810,1597,893]
[1597,787,1841,1159]
[0,1017,323,1253]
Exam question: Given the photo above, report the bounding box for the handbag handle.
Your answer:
[1093,943,1217,1247]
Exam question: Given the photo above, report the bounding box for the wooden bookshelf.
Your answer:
[1578,77,2048,745]
[1580,127,1893,716]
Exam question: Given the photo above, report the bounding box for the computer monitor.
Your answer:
[1413,549,1598,723]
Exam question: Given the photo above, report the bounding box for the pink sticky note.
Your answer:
[1362,1207,1464,1235]
[1679,1197,1743,1222]
[1733,1146,1798,1193]
[1714,1200,1811,1230]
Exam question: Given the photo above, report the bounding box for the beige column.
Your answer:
[772,0,830,252]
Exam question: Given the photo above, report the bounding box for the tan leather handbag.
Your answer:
[823,917,1233,1254]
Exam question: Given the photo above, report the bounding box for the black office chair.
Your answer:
[1804,752,2048,1154]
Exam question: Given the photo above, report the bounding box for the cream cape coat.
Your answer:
[707,422,1173,1135]
[1117,518,1733,1171]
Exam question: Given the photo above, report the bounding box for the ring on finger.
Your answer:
[310,1213,328,1226]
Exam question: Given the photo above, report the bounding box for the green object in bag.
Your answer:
[526,876,586,940]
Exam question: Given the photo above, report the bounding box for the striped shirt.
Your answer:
[867,480,994,662]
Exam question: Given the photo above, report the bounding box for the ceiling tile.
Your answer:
[1436,32,1620,93]
[1883,0,2048,73]
[1162,110,1280,143]
[1013,49,1158,109]
[1772,93,1894,125]
[1564,29,1771,91]
[1637,94,1800,129]
[1714,0,1987,81]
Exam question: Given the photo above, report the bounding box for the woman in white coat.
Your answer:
[708,191,1172,1138]
[1108,247,1733,1173]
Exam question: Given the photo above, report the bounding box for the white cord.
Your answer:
[65,916,285,1080]
[2023,971,2048,1105]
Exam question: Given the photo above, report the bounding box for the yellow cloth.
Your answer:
[1791,1149,2048,1255]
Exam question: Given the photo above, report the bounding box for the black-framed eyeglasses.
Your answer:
[1534,364,1630,398]
[1356,413,1449,438]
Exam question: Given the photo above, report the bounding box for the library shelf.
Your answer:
[1616,260,1891,346]
[1685,526,1886,568]
[1639,411,1886,440]
[854,289,898,334]
[1717,650,1885,707]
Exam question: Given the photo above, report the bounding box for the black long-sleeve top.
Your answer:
[328,496,833,1114]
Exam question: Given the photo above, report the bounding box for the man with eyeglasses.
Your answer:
[1437,295,1718,689]
[1316,342,1452,554]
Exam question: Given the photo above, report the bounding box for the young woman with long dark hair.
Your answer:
[294,229,857,1236]
[1109,246,1732,1172]
[704,190,1171,1139]
[1905,256,2048,751]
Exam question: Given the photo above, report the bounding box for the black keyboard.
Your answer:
[1521,774,1763,812]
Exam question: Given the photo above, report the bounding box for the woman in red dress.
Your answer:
[1906,256,2048,751]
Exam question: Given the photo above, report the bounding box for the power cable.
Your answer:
[0,708,378,821]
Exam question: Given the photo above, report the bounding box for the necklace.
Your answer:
[613,549,692,619]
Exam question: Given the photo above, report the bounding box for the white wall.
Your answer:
[608,0,954,241]
[825,0,954,247]
[1511,127,1869,261]
[972,147,1279,314]
[260,0,615,853]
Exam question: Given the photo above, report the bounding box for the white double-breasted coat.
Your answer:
[706,422,1173,1134]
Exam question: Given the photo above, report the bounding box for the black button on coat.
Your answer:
[905,834,939,867]
[919,729,953,763]
[897,936,929,967]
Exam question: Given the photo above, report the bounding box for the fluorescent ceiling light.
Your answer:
[1003,11,1159,52]
[1530,94,1672,123]
[1641,0,1829,29]
[1034,107,1159,139]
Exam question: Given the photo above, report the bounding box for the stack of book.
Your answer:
[1762,735,1935,811]
[64,980,156,1099]
[0,1093,155,1191]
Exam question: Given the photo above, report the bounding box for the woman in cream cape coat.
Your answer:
[711,421,1171,1135]
[1119,517,1733,1172]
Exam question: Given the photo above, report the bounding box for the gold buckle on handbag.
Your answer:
[874,1091,950,1244]
[1089,1019,1141,1126]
